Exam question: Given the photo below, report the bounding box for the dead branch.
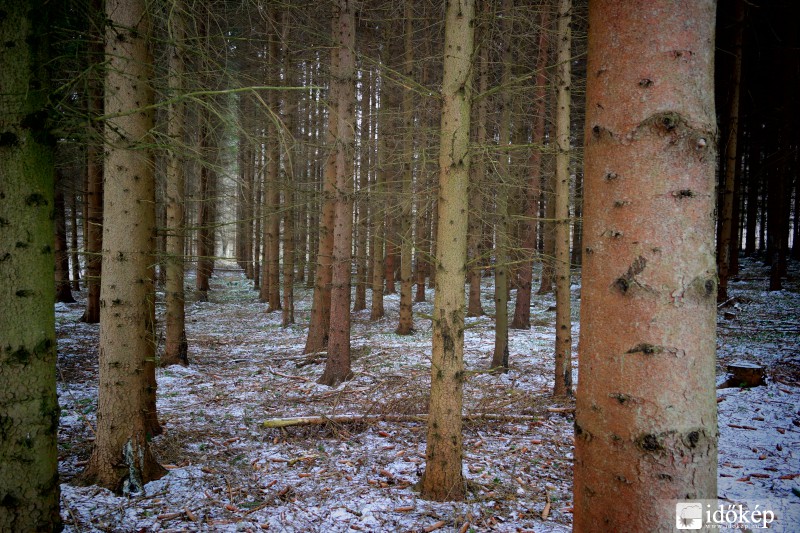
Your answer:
[262,410,572,429]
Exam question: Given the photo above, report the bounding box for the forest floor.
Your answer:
[55,257,800,532]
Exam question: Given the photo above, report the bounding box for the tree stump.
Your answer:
[720,361,766,388]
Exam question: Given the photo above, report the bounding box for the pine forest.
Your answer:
[1,0,799,531]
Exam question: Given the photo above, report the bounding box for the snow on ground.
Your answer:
[55,258,799,531]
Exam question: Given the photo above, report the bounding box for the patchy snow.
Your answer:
[55,258,799,531]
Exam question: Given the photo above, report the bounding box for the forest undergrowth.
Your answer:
[55,258,800,532]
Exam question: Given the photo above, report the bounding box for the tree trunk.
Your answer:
[55,172,76,303]
[319,0,356,386]
[420,0,474,503]
[262,11,282,312]
[512,7,550,329]
[304,58,338,354]
[82,0,105,323]
[397,1,415,335]
[552,0,572,397]
[70,189,81,291]
[353,69,371,312]
[163,1,188,366]
[195,109,213,301]
[467,0,489,319]
[81,0,167,492]
[281,13,295,327]
[491,0,514,372]
[537,171,555,294]
[574,1,718,529]
[716,0,745,302]
[0,4,61,528]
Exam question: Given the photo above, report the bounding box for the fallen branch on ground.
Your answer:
[262,409,573,428]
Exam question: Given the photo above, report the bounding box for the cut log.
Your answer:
[262,411,569,429]
[719,361,766,388]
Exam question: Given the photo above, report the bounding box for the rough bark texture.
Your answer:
[319,0,356,387]
[420,0,474,503]
[81,0,167,491]
[574,1,718,529]
[552,0,572,397]
[163,1,188,366]
[0,4,61,529]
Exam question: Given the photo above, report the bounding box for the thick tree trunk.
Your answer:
[574,1,718,529]
[552,0,572,397]
[82,0,166,492]
[163,2,188,366]
[0,5,61,528]
[420,0,474,503]
[319,0,357,387]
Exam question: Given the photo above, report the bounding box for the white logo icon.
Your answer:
[676,502,703,529]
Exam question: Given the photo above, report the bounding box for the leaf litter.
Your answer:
[56,258,799,531]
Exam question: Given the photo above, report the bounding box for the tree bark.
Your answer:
[69,189,81,291]
[467,2,489,318]
[304,50,338,354]
[281,12,295,327]
[397,0,415,335]
[319,0,357,387]
[163,0,188,366]
[491,0,514,372]
[552,0,572,397]
[420,0,474,503]
[716,0,745,302]
[574,1,718,529]
[81,0,166,492]
[512,7,550,329]
[0,4,61,528]
[353,69,371,312]
[82,0,105,324]
[55,172,76,303]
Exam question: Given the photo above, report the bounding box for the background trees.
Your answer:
[20,0,800,525]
